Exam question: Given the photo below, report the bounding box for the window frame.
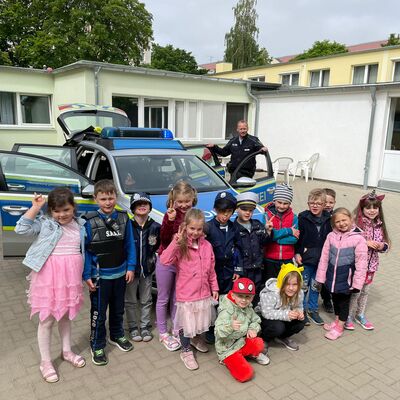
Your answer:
[352,64,379,85]
[280,72,300,86]
[309,69,330,87]
[248,75,266,82]
[392,59,400,82]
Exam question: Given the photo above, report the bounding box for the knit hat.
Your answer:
[214,191,237,210]
[273,183,293,203]
[276,263,304,289]
[236,192,259,209]
[232,277,256,295]
[130,192,152,211]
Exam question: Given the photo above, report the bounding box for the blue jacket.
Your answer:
[83,209,136,280]
[15,215,86,272]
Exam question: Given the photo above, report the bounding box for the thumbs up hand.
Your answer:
[232,314,242,331]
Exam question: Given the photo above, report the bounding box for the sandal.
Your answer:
[39,360,59,383]
[62,351,86,368]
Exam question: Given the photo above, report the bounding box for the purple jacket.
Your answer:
[316,228,367,293]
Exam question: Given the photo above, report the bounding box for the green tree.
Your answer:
[0,0,153,68]
[382,33,400,47]
[147,44,208,75]
[224,0,270,70]
[292,40,348,61]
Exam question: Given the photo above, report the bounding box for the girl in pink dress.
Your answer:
[15,188,86,383]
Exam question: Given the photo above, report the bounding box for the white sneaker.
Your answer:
[254,352,270,365]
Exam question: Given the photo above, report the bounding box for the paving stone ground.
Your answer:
[0,179,399,400]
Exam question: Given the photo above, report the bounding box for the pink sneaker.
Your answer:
[355,315,374,330]
[344,319,355,331]
[325,325,344,340]
[323,320,338,331]
[180,350,199,370]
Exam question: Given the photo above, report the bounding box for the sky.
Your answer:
[143,0,400,65]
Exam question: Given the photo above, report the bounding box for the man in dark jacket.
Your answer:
[207,120,267,179]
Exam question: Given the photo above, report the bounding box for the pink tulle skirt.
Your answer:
[174,298,216,338]
[27,254,84,321]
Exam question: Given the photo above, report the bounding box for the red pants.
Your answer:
[223,337,264,382]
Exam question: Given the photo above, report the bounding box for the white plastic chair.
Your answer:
[273,157,295,184]
[293,153,319,182]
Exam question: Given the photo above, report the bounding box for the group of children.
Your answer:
[16,179,390,384]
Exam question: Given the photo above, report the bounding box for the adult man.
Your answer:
[207,121,267,179]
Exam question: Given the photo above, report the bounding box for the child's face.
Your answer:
[134,201,150,217]
[307,197,325,217]
[284,276,299,298]
[334,213,352,233]
[363,205,379,221]
[324,195,336,212]
[51,203,75,225]
[186,219,204,241]
[274,200,291,213]
[231,292,254,308]
[237,206,255,222]
[94,191,117,214]
[215,208,234,224]
[174,194,193,214]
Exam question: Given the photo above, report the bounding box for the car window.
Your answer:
[186,146,219,167]
[92,153,113,181]
[77,148,95,175]
[13,145,75,168]
[0,153,90,194]
[115,154,228,194]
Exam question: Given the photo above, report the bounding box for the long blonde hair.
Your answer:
[279,271,302,308]
[166,179,197,208]
[178,209,205,260]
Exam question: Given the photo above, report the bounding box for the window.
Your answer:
[310,70,330,87]
[386,98,400,151]
[0,92,51,126]
[281,73,299,86]
[393,61,400,82]
[225,103,247,139]
[202,102,224,139]
[112,96,138,126]
[352,64,378,84]
[249,76,265,82]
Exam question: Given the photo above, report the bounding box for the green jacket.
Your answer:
[215,293,261,361]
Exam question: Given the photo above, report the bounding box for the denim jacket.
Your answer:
[15,215,86,272]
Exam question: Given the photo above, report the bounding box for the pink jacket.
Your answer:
[316,228,368,293]
[160,236,219,302]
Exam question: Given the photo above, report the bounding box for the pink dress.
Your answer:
[27,220,84,321]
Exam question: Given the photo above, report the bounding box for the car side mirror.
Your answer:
[230,177,256,188]
[81,184,94,198]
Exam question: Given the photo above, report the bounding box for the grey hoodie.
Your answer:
[257,278,304,321]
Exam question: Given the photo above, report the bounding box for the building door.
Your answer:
[225,103,247,139]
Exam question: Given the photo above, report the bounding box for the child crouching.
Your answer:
[215,278,269,383]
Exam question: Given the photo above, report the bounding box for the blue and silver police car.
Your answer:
[0,104,275,257]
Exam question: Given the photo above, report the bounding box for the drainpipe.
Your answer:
[94,66,102,105]
[246,82,259,137]
[363,86,377,190]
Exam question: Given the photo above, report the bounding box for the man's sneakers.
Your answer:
[91,349,108,366]
[108,336,133,352]
[355,315,374,330]
[307,310,324,325]
[275,337,299,351]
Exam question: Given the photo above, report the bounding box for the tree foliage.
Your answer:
[147,44,208,75]
[224,0,270,70]
[0,0,153,68]
[382,33,400,47]
[291,40,348,61]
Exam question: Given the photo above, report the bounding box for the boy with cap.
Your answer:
[263,183,299,282]
[125,192,160,342]
[215,277,269,383]
[234,192,273,304]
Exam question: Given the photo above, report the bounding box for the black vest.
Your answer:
[85,211,128,268]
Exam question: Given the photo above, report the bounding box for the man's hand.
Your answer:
[85,279,97,292]
[126,271,134,284]
[260,146,268,153]
[206,143,215,148]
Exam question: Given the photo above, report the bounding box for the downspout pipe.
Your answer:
[363,86,377,190]
[246,82,259,137]
[94,66,102,105]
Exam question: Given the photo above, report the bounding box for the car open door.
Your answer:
[0,151,96,257]
[185,144,226,179]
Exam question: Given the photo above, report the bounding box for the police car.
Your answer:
[0,104,275,257]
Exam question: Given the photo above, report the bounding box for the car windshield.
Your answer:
[115,154,229,194]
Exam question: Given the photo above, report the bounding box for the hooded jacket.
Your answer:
[215,292,261,361]
[160,236,219,302]
[316,228,368,293]
[257,278,304,321]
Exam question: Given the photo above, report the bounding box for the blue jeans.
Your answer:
[302,265,319,311]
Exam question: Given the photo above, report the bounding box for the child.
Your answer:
[83,179,136,365]
[125,192,160,342]
[234,192,273,304]
[345,190,390,330]
[263,183,299,281]
[15,188,86,383]
[316,208,367,340]
[160,209,219,370]
[320,188,337,313]
[295,189,331,326]
[215,278,269,383]
[258,263,306,352]
[156,180,197,351]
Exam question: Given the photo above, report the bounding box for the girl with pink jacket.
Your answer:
[316,207,367,341]
[160,209,219,371]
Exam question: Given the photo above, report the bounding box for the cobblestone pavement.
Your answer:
[0,179,399,400]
